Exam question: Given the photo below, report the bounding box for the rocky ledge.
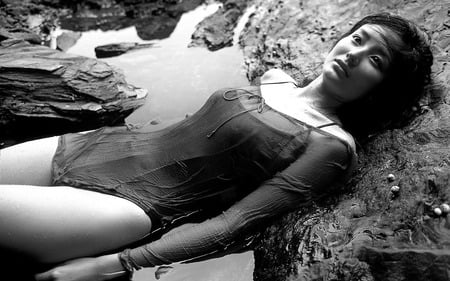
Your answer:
[0,38,147,146]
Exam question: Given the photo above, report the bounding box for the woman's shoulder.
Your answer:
[310,124,357,158]
[260,68,297,85]
[308,125,358,180]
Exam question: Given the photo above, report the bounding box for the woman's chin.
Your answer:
[323,63,344,81]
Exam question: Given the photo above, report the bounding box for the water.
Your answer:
[65,2,251,127]
[63,2,254,281]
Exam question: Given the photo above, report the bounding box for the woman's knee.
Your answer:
[0,136,59,186]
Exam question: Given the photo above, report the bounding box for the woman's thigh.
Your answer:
[0,185,152,264]
[0,136,59,186]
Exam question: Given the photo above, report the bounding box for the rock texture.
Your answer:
[189,0,249,51]
[58,0,204,40]
[0,39,147,145]
[56,30,82,51]
[94,42,156,58]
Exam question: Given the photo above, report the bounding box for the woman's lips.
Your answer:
[333,59,349,77]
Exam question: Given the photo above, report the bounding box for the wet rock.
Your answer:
[0,39,147,145]
[0,0,60,40]
[56,30,82,51]
[134,14,180,40]
[155,265,174,280]
[189,0,248,51]
[0,27,42,44]
[58,0,204,40]
[441,203,450,214]
[94,42,156,58]
[356,246,450,281]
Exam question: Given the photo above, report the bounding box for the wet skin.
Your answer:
[322,24,400,103]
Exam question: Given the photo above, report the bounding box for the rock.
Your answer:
[387,174,396,182]
[0,27,42,44]
[56,30,82,51]
[58,0,204,41]
[154,265,174,280]
[94,42,156,58]
[441,203,450,214]
[189,0,249,51]
[0,0,60,40]
[390,185,400,195]
[433,207,443,217]
[0,39,147,145]
[134,14,180,40]
[356,246,450,281]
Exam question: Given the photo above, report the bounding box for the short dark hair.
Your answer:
[336,13,433,142]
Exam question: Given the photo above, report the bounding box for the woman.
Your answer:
[0,13,432,281]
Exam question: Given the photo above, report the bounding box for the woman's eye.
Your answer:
[371,56,383,68]
[352,34,362,44]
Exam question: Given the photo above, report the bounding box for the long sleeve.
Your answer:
[119,132,355,269]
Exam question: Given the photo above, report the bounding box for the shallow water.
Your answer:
[65,3,250,126]
[63,3,254,281]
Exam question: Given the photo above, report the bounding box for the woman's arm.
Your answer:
[120,132,354,270]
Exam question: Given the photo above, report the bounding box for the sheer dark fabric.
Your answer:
[52,86,356,267]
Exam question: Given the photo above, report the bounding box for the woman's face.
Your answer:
[322,24,400,103]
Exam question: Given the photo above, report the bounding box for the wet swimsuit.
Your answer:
[52,86,356,267]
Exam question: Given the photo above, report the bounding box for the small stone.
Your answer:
[440,203,450,214]
[387,174,396,182]
[350,204,365,218]
[433,207,442,216]
[423,215,431,221]
[390,185,400,193]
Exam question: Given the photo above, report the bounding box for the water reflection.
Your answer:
[66,3,250,126]
[134,252,254,281]
[65,2,254,281]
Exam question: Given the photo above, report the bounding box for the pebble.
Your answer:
[440,203,450,214]
[387,174,396,182]
[433,207,442,216]
[390,185,400,194]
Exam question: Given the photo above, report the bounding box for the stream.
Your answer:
[61,2,254,281]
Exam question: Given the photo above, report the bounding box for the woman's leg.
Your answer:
[0,136,58,186]
[0,184,152,264]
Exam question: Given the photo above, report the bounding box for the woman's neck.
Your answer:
[295,74,343,118]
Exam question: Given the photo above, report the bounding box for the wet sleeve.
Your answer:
[119,134,354,269]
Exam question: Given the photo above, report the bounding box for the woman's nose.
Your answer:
[346,52,360,67]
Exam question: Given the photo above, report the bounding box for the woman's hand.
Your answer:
[35,254,127,281]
